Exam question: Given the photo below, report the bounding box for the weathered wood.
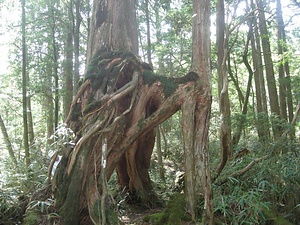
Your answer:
[52,50,200,223]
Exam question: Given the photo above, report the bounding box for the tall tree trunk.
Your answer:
[53,35,59,131]
[154,0,164,73]
[145,0,153,67]
[21,0,30,168]
[0,114,19,171]
[156,127,165,181]
[48,3,59,130]
[232,17,254,146]
[216,0,232,176]
[44,76,54,145]
[256,0,282,139]
[228,54,244,108]
[64,2,74,119]
[27,95,34,145]
[252,0,270,141]
[276,0,295,137]
[184,0,213,223]
[74,0,81,92]
[276,0,287,121]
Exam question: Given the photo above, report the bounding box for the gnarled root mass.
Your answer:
[51,50,199,224]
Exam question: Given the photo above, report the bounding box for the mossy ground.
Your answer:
[143,193,191,225]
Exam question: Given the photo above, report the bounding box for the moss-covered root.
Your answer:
[143,193,191,225]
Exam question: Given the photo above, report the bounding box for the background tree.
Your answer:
[256,0,282,138]
[21,0,30,168]
[215,0,232,177]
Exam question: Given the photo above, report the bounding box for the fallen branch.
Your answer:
[217,155,268,186]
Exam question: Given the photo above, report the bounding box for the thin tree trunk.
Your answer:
[48,3,59,130]
[228,55,244,107]
[64,2,74,119]
[154,1,164,73]
[53,38,59,131]
[74,0,81,92]
[145,0,153,67]
[21,0,30,168]
[276,0,295,137]
[276,0,287,121]
[27,95,34,145]
[0,115,19,170]
[159,125,168,157]
[156,127,165,181]
[216,0,232,176]
[252,0,270,141]
[256,0,282,139]
[232,19,254,146]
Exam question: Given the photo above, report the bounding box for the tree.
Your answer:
[63,1,74,119]
[251,0,270,141]
[256,0,282,138]
[186,0,213,222]
[0,114,19,170]
[215,0,232,176]
[52,0,213,224]
[276,0,294,137]
[21,0,30,168]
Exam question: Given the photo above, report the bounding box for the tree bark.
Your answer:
[86,0,138,63]
[145,0,153,67]
[216,0,232,176]
[63,1,74,119]
[256,0,282,139]
[276,0,287,121]
[0,114,19,170]
[188,0,213,223]
[232,17,254,146]
[156,127,165,181]
[276,0,295,137]
[252,0,270,141]
[74,0,81,93]
[21,0,30,168]
[52,0,213,224]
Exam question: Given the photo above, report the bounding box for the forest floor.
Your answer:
[119,206,163,225]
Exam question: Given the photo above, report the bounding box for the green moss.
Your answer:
[143,212,165,224]
[142,70,198,98]
[23,209,39,225]
[60,162,84,225]
[176,71,198,83]
[143,193,190,225]
[142,70,178,98]
[120,51,137,59]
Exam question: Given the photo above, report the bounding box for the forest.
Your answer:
[0,0,299,224]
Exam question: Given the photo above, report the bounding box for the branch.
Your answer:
[217,155,268,186]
